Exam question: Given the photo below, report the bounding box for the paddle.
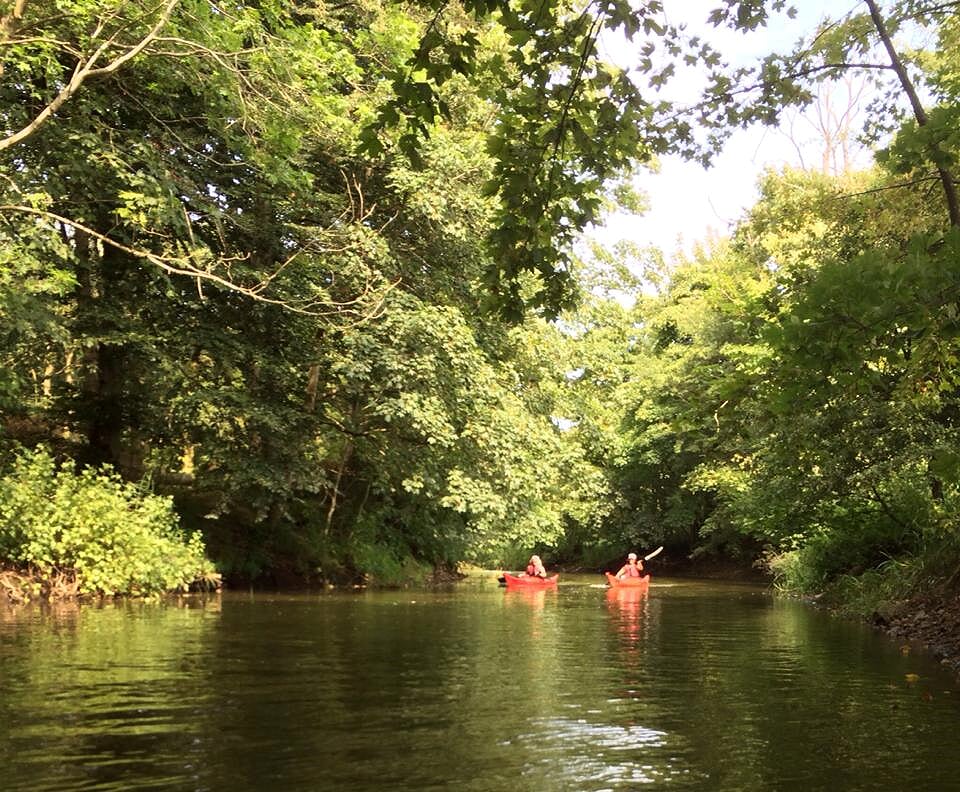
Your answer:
[644,546,664,561]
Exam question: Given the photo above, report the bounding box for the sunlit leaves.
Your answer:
[318,296,576,563]
[359,0,692,318]
[0,446,215,595]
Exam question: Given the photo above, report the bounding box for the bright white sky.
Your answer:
[591,0,869,256]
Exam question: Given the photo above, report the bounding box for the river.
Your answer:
[1,574,959,791]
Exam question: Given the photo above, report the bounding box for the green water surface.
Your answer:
[1,576,958,791]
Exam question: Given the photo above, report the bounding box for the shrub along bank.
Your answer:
[0,446,220,602]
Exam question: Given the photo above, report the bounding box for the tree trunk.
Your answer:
[865,0,960,227]
[305,363,321,412]
[325,441,353,537]
[73,227,128,469]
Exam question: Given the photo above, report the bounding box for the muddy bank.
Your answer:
[874,590,960,674]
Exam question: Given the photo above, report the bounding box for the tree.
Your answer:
[0,0,178,152]
[2,0,619,581]
[778,74,871,174]
[363,0,714,317]
[698,0,960,226]
[0,0,396,310]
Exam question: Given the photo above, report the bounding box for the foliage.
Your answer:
[360,0,776,317]
[309,294,579,569]
[608,150,960,596]
[0,446,216,596]
[2,0,593,581]
[5,0,960,603]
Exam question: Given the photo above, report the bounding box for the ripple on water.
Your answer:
[3,585,960,792]
[505,716,707,789]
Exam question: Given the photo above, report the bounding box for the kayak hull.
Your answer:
[605,572,650,591]
[503,573,559,589]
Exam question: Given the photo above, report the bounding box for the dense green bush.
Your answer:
[0,447,218,596]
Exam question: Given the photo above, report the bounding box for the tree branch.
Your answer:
[0,0,28,45]
[865,0,960,227]
[1,203,398,323]
[0,0,179,153]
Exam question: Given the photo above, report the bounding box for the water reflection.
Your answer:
[3,582,960,792]
[0,595,223,792]
[604,587,648,643]
[502,588,551,611]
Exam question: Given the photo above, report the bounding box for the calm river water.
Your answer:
[2,575,960,791]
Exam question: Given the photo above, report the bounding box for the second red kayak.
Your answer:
[605,572,650,591]
[503,572,559,589]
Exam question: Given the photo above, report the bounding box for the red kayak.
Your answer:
[503,572,559,589]
[605,572,650,591]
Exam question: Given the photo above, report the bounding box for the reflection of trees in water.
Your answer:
[0,592,221,636]
[0,595,223,787]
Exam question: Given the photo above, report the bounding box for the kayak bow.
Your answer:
[502,572,559,589]
[605,572,650,591]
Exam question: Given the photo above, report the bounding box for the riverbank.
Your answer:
[874,589,960,674]
[0,564,222,603]
[0,567,76,603]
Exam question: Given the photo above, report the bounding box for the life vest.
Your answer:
[625,563,641,578]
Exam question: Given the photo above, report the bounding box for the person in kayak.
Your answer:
[615,552,644,579]
[525,555,547,578]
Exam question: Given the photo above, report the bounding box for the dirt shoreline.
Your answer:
[874,591,960,674]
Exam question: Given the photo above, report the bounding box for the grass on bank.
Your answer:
[768,540,960,619]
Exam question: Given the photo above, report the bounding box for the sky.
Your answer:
[591,0,867,256]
